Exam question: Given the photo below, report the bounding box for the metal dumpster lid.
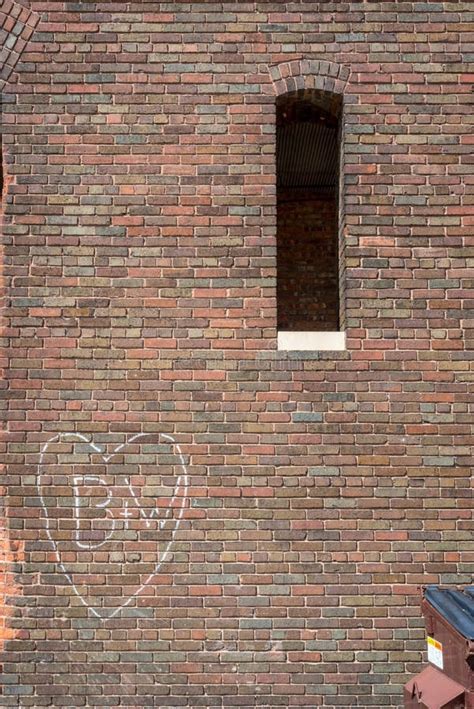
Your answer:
[424,585,474,640]
[405,665,465,706]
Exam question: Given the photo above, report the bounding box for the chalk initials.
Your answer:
[72,476,170,548]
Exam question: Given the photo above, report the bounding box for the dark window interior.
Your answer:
[277,89,342,332]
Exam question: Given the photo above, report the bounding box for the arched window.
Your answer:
[276,89,345,350]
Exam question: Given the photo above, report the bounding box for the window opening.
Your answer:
[276,89,343,349]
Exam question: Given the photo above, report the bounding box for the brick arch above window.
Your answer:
[0,0,40,88]
[268,59,351,97]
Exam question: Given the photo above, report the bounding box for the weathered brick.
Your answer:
[1,1,471,707]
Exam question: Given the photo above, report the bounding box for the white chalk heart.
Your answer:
[38,432,189,619]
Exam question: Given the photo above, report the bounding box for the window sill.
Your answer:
[277,331,346,351]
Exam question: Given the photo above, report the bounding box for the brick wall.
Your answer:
[277,189,339,331]
[1,2,473,706]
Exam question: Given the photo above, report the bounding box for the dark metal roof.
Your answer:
[424,585,474,640]
[277,119,338,189]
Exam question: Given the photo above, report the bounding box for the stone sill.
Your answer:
[277,331,346,352]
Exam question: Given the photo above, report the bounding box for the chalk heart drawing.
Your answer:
[38,432,189,619]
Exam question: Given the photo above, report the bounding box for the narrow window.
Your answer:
[276,89,345,350]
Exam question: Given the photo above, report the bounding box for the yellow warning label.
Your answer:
[427,636,443,669]
[427,636,442,651]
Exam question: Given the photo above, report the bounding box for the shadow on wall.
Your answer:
[0,517,24,650]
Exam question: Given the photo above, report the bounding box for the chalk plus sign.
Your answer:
[119,501,134,529]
